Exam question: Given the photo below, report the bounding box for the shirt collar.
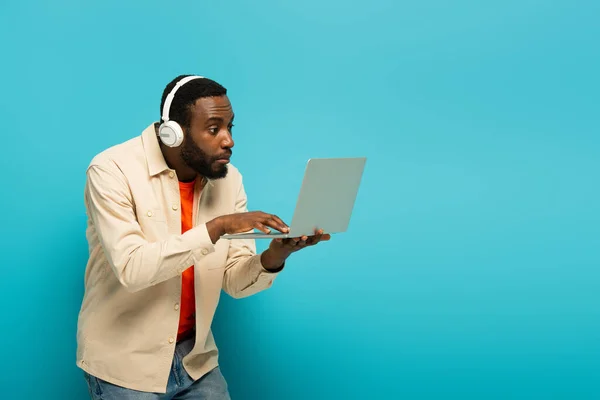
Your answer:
[141,122,170,177]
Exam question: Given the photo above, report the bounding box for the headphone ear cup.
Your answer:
[158,121,184,147]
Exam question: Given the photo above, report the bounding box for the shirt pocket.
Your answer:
[138,207,168,240]
[139,207,167,222]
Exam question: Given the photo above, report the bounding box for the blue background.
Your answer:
[1,0,598,398]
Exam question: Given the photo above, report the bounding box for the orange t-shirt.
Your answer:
[177,179,197,341]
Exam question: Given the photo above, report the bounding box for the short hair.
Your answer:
[159,75,227,129]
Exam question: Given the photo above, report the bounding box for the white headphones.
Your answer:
[158,75,204,147]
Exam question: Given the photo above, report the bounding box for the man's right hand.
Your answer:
[206,212,289,244]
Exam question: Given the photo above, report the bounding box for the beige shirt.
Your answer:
[76,123,280,393]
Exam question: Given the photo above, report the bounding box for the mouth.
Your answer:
[215,154,231,164]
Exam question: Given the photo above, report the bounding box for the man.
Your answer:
[76,75,329,399]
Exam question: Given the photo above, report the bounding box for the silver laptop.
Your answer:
[222,157,366,239]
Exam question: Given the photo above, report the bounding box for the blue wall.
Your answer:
[1,1,598,398]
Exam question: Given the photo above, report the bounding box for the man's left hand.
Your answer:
[261,229,331,271]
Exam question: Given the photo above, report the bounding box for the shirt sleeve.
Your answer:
[221,175,282,299]
[85,164,215,293]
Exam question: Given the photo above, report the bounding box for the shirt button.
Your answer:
[174,303,180,311]
[147,210,153,217]
[201,248,209,255]
[172,204,178,211]
[168,337,174,344]
[169,171,175,178]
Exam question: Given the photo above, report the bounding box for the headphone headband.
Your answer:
[161,75,204,123]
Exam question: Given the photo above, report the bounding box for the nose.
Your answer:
[221,131,234,149]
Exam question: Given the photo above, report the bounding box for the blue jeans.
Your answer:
[83,337,231,400]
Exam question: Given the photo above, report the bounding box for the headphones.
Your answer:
[158,75,204,147]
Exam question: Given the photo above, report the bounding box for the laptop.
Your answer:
[223,157,367,239]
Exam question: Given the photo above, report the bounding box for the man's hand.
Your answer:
[261,229,331,271]
[206,212,289,244]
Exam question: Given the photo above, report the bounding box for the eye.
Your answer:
[208,126,218,134]
[228,123,235,133]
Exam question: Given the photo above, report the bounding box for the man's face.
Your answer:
[181,95,235,180]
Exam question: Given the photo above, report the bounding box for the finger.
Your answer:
[305,236,320,246]
[314,233,331,243]
[262,215,288,233]
[308,231,331,246]
[271,215,290,233]
[254,222,271,234]
[256,212,286,231]
[285,240,306,252]
[306,229,324,246]
[288,236,306,244]
[284,237,300,248]
[299,235,308,245]
[287,236,308,250]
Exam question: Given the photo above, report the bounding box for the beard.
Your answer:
[180,135,229,180]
